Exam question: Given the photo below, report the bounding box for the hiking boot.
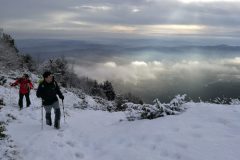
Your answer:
[54,108,61,129]
[46,119,52,126]
[46,113,52,126]
[26,102,31,107]
[19,105,23,110]
[54,121,60,129]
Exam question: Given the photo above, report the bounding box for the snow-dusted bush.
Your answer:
[0,76,7,86]
[230,99,240,105]
[212,97,232,104]
[124,103,159,121]
[168,94,187,111]
[125,94,187,121]
[0,122,7,140]
[0,98,5,106]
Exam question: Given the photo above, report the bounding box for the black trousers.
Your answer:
[18,92,31,109]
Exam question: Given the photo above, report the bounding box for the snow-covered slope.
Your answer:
[1,74,240,160]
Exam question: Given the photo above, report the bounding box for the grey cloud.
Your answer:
[67,1,240,26]
[1,0,240,38]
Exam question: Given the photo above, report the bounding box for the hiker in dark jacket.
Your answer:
[10,74,33,110]
[36,71,64,129]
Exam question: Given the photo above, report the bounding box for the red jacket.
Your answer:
[12,78,33,94]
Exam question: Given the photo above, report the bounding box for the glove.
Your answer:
[59,95,64,100]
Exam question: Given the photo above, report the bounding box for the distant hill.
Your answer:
[16,39,240,61]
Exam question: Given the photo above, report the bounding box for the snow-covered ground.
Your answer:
[1,79,240,160]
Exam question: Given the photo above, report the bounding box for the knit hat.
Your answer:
[23,74,29,78]
[43,71,52,78]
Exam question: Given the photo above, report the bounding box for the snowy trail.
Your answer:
[1,85,240,160]
[4,106,126,160]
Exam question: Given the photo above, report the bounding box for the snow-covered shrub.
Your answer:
[91,96,115,111]
[0,122,7,140]
[213,97,231,104]
[169,94,187,111]
[140,102,165,120]
[0,76,7,86]
[124,103,146,121]
[0,98,5,106]
[125,94,187,121]
[230,99,240,105]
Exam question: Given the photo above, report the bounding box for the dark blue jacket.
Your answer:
[36,80,64,106]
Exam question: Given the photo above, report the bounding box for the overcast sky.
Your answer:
[1,0,240,39]
[2,0,240,101]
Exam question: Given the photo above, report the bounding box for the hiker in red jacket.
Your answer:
[10,74,33,110]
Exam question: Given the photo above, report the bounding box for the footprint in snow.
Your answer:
[126,142,133,147]
[57,132,64,137]
[53,141,65,148]
[75,152,84,159]
[27,113,36,120]
[175,142,188,149]
[191,132,203,138]
[191,124,202,129]
[154,135,163,143]
[82,140,90,147]
[160,149,170,157]
[173,152,182,160]
[151,144,157,150]
[172,127,180,132]
[66,141,75,147]
[216,118,230,126]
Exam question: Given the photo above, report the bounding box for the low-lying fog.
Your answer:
[17,38,240,103]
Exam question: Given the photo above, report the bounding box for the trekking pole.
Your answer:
[9,87,12,106]
[62,100,66,123]
[10,87,15,107]
[41,105,43,130]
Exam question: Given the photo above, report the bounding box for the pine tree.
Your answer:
[124,92,143,104]
[91,80,105,98]
[102,81,116,101]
